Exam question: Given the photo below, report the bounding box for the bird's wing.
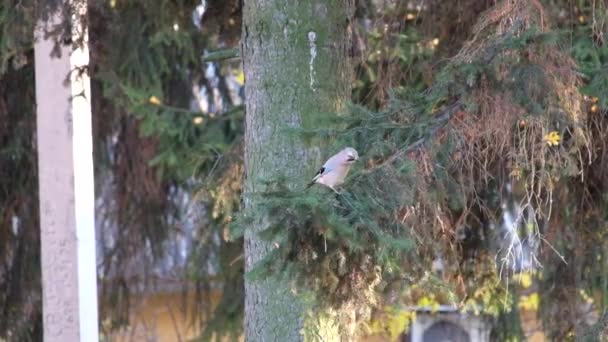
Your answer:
[306,166,330,189]
[311,166,327,182]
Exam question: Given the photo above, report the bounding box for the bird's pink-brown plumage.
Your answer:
[308,147,359,190]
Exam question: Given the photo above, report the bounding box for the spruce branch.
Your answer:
[203,48,240,62]
[361,101,462,174]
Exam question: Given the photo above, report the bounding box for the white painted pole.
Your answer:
[35,1,99,341]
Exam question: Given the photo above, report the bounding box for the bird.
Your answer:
[307,147,359,192]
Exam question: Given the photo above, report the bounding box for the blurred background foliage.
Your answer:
[1,0,608,340]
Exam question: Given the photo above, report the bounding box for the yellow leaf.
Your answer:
[149,96,162,105]
[234,70,245,86]
[543,131,561,146]
[518,292,539,311]
[192,116,204,125]
[368,307,416,340]
[515,272,533,288]
[416,295,440,312]
[387,311,415,339]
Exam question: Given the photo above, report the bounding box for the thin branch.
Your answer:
[361,101,463,174]
[202,48,240,62]
[152,103,244,120]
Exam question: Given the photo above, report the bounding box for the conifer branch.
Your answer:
[362,101,462,174]
[203,48,240,62]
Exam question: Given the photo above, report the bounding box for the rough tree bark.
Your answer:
[241,0,354,340]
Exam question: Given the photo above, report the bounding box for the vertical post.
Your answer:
[34,1,99,341]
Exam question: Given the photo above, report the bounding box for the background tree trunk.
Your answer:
[241,0,354,340]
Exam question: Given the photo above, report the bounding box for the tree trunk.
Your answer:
[241,0,354,340]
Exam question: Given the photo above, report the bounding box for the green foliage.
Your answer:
[571,28,608,107]
[119,83,244,181]
[0,2,31,73]
[231,173,415,328]
[92,0,243,177]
